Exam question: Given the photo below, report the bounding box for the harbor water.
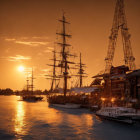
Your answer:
[0,95,140,140]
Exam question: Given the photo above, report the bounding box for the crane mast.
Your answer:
[105,0,136,74]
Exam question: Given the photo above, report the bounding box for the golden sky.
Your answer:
[0,0,140,90]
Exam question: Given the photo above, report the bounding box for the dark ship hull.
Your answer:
[22,95,43,102]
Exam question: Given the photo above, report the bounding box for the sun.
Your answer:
[18,66,25,72]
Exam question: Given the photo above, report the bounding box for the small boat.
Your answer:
[20,68,44,102]
[22,95,43,102]
[96,107,140,124]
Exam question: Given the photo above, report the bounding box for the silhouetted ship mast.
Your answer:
[26,73,29,92]
[48,14,89,107]
[25,68,35,94]
[56,13,76,97]
[46,12,75,93]
[75,53,87,87]
[46,50,60,91]
[31,68,35,94]
[22,68,43,101]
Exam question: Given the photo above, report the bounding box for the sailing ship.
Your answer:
[21,68,43,101]
[47,13,82,108]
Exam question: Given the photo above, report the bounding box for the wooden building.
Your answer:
[92,66,140,103]
[126,69,140,100]
[110,65,129,98]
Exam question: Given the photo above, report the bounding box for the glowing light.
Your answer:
[18,66,25,72]
[101,97,106,101]
[14,101,26,135]
[111,98,115,102]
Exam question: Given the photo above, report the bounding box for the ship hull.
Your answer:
[96,114,134,124]
[50,103,81,109]
[21,96,43,102]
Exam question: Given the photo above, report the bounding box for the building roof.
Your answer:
[126,69,140,77]
[110,74,126,79]
[70,86,102,93]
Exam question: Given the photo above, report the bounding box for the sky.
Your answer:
[0,0,140,90]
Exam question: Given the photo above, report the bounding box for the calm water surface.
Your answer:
[0,95,140,140]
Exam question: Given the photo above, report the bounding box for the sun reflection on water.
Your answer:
[13,97,94,139]
[14,100,26,136]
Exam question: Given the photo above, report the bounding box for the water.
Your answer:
[0,96,140,140]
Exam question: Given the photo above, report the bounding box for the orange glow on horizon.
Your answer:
[0,0,139,90]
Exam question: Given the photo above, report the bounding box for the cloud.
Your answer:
[37,73,46,78]
[47,47,53,50]
[44,49,52,53]
[32,36,48,39]
[36,69,50,78]
[41,69,50,72]
[5,38,16,41]
[44,47,54,53]
[5,37,49,47]
[15,41,48,46]
[8,55,31,62]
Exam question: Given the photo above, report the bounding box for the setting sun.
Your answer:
[18,66,25,72]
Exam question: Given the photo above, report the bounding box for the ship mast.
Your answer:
[57,13,72,97]
[31,68,34,94]
[25,68,34,94]
[77,53,87,87]
[46,49,60,91]
[50,50,56,91]
[79,53,83,87]
[26,74,29,92]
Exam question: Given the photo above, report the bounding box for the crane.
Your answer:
[105,0,136,74]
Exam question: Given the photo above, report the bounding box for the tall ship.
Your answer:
[47,13,83,108]
[21,68,43,101]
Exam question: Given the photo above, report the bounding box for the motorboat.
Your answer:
[96,107,140,124]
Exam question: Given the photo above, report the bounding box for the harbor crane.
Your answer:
[105,0,136,74]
